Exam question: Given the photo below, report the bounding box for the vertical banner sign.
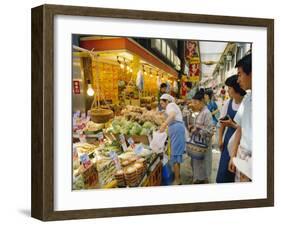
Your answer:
[185,41,200,83]
[73,80,81,94]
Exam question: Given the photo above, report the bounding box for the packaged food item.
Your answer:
[124,166,138,187]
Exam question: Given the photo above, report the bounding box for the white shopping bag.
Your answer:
[150,131,167,153]
[233,157,252,179]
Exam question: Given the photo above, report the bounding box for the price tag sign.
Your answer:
[78,131,87,143]
[127,137,135,149]
[109,151,121,170]
[119,134,127,151]
[73,147,78,160]
[97,132,104,144]
[80,154,91,169]
[134,144,144,155]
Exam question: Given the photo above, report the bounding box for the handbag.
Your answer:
[186,128,211,160]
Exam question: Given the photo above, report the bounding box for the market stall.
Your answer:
[71,37,182,189]
[72,105,166,189]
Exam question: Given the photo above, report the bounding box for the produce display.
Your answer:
[72,104,166,190]
[71,46,182,190]
[108,117,154,136]
[121,105,166,126]
[96,158,118,186]
[74,142,96,154]
[83,121,104,134]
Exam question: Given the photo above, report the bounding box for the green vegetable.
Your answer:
[140,128,149,135]
[112,119,120,127]
[143,121,154,129]
[112,125,121,134]
[120,127,129,135]
[130,123,142,135]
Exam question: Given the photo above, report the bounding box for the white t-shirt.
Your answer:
[220,99,241,118]
[233,91,252,152]
[166,102,183,122]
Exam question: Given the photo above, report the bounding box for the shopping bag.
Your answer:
[186,128,211,160]
[150,131,167,153]
[227,130,236,155]
[162,160,174,185]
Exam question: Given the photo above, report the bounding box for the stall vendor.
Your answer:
[159,94,186,185]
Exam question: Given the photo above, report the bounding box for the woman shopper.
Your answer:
[159,94,185,185]
[216,75,246,183]
[189,90,213,184]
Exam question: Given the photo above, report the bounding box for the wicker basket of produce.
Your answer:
[90,108,114,123]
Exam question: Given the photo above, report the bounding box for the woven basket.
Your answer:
[90,108,113,123]
[186,130,211,160]
[186,142,208,160]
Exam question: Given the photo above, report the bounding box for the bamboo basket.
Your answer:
[90,108,113,123]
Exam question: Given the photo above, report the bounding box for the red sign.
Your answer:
[185,41,201,83]
[73,80,80,94]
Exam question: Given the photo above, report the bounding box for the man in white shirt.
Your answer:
[228,53,252,181]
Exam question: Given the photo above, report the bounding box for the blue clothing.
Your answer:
[216,99,236,183]
[168,121,186,164]
[207,100,218,125]
[170,155,183,164]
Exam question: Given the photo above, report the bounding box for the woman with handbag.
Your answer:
[159,94,186,185]
[216,75,246,183]
[189,90,213,184]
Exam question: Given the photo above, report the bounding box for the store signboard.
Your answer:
[73,80,80,94]
[185,40,201,82]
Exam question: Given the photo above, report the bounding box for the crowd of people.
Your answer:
[158,53,252,185]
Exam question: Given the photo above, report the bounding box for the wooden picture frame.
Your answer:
[31,4,274,221]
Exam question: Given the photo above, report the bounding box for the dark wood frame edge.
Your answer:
[31,4,274,221]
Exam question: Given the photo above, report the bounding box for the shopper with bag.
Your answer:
[189,90,213,184]
[159,94,185,185]
[216,75,246,183]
